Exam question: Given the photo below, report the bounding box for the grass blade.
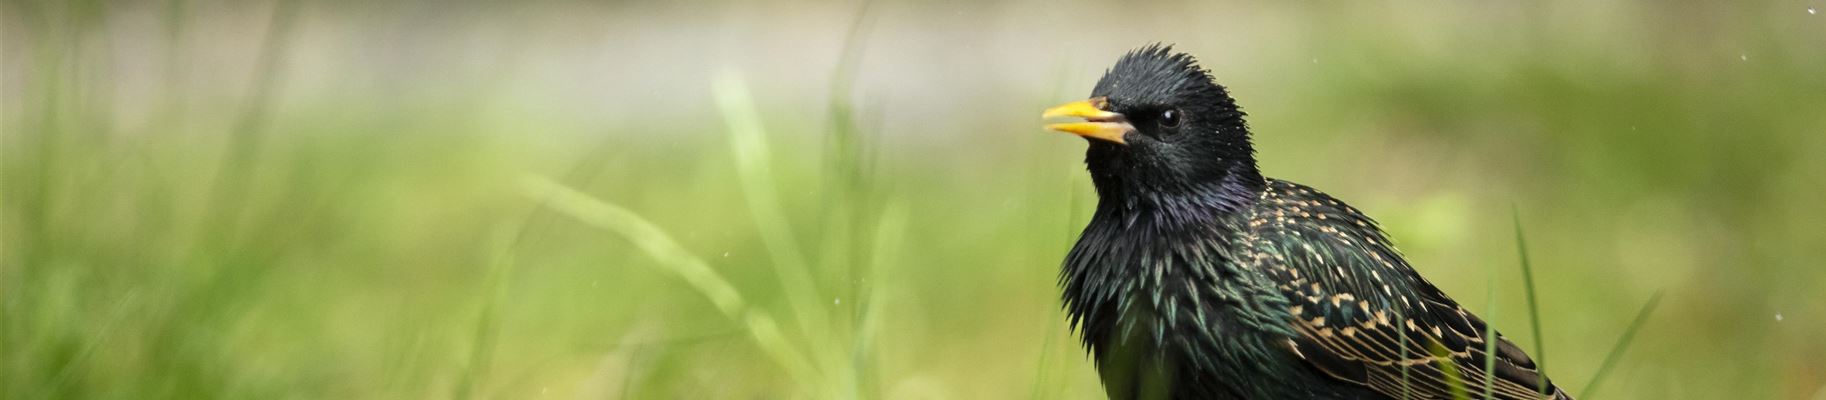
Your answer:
[521,176,743,315]
[1581,291,1663,399]
[712,73,829,343]
[1429,340,1471,400]
[519,176,823,392]
[1482,260,1498,399]
[202,0,300,242]
[854,201,907,399]
[455,224,520,400]
[1512,208,1550,396]
[821,10,878,397]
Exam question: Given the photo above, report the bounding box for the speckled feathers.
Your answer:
[1056,46,1569,400]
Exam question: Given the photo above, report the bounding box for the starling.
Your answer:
[1041,45,1570,400]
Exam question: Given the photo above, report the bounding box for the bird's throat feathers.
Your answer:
[1087,156,1266,224]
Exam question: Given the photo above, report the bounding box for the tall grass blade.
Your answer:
[1483,263,1498,399]
[202,0,300,241]
[823,9,877,397]
[744,311,823,393]
[1429,340,1471,400]
[519,176,823,392]
[521,176,744,316]
[1581,291,1663,399]
[712,73,829,342]
[1512,208,1550,396]
[455,224,520,400]
[39,290,142,399]
[854,201,906,399]
[1029,307,1061,400]
[1399,309,1410,400]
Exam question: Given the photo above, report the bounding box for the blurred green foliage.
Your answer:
[4,0,1824,398]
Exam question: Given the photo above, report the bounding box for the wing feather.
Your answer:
[1248,180,1571,400]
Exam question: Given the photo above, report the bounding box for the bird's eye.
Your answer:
[1159,109,1182,129]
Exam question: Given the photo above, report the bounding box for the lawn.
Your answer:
[4,1,1824,398]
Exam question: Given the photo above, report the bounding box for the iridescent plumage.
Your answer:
[1055,45,1569,400]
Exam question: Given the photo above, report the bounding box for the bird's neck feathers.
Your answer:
[1092,177,1260,230]
[1087,152,1266,225]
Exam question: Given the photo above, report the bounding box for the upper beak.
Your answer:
[1042,97,1132,145]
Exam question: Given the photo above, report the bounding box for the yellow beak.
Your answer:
[1042,97,1131,145]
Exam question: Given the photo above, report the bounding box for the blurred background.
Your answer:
[5,0,1825,398]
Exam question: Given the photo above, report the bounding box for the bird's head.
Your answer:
[1043,44,1264,208]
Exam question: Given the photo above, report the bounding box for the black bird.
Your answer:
[1041,45,1571,400]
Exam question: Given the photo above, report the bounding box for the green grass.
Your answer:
[1437,217,1660,399]
[1514,209,1551,397]
[1431,340,1471,400]
[5,1,1825,398]
[1582,292,1665,400]
[1481,239,1501,400]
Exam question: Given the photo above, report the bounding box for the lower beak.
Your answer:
[1042,97,1132,145]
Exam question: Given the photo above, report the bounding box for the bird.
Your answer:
[1040,44,1571,400]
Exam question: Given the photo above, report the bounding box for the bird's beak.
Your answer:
[1042,97,1131,145]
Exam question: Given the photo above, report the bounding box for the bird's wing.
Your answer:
[1244,182,1570,400]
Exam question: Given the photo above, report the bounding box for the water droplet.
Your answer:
[1809,6,1818,14]
[1775,313,1784,322]
[721,251,730,258]
[1740,54,1748,61]
[834,298,842,305]
[1311,58,1319,64]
